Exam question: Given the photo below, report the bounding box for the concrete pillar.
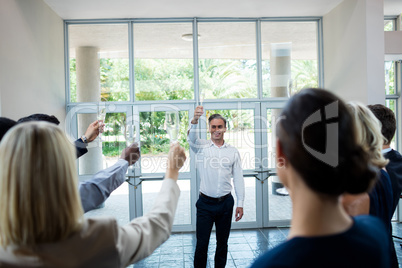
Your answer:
[270,43,291,195]
[76,46,103,175]
[270,42,292,98]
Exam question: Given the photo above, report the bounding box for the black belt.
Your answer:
[200,192,231,202]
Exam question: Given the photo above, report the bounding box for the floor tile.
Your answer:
[228,243,252,252]
[230,250,255,260]
[127,223,402,267]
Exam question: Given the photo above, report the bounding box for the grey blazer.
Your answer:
[0,178,180,267]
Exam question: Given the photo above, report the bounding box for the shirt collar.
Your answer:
[209,139,228,148]
[382,148,392,154]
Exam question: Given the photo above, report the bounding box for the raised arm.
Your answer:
[75,120,105,158]
[79,143,140,212]
[117,143,186,266]
[188,106,206,152]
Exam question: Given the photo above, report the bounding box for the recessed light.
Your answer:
[181,34,201,41]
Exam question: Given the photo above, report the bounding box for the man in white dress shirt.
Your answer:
[188,105,245,268]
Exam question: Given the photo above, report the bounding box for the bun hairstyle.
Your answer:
[277,88,378,196]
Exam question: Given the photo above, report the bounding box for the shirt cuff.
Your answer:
[237,200,244,208]
[187,120,198,134]
[117,158,130,167]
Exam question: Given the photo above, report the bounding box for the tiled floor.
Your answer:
[132,227,289,268]
[128,222,402,268]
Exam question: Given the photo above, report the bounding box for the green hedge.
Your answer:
[102,141,126,157]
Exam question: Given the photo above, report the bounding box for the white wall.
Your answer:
[323,0,385,104]
[0,0,65,126]
[385,31,402,60]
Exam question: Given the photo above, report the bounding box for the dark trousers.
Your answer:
[194,193,234,268]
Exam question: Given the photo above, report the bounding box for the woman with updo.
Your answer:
[251,88,390,268]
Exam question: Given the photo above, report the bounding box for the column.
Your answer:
[76,46,103,175]
[270,43,291,195]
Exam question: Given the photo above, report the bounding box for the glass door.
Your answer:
[131,103,194,232]
[67,104,133,226]
[260,102,291,227]
[200,102,262,229]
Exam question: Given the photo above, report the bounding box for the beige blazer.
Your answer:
[0,178,180,268]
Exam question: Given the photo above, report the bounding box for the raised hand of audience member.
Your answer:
[165,143,186,180]
[83,120,105,142]
[120,143,141,165]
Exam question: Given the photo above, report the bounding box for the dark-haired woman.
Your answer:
[250,88,390,268]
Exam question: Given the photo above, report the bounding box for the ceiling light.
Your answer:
[181,34,201,41]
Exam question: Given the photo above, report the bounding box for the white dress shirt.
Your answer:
[188,122,245,207]
[382,148,392,154]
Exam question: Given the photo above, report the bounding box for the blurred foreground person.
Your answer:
[344,102,397,268]
[0,115,138,213]
[0,122,186,267]
[251,88,390,268]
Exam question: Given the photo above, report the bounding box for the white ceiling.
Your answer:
[43,0,402,20]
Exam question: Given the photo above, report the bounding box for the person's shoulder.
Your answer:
[380,169,392,181]
[82,217,119,235]
[386,149,402,161]
[352,215,388,237]
[250,239,303,268]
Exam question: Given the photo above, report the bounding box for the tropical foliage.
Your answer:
[69,57,318,156]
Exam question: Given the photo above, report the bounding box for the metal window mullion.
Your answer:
[317,18,324,88]
[129,22,135,103]
[256,19,263,100]
[193,18,200,105]
[64,22,71,105]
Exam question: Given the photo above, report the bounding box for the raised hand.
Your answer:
[84,120,105,142]
[191,106,204,124]
[165,143,186,180]
[120,143,141,166]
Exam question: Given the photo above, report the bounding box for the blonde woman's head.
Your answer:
[0,122,83,247]
[347,102,388,168]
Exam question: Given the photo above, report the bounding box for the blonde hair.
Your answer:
[0,122,83,246]
[347,102,388,168]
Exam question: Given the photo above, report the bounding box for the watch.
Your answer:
[80,135,88,144]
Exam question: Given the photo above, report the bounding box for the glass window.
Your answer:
[77,112,127,176]
[133,23,194,101]
[69,24,130,102]
[384,19,395,31]
[385,61,395,95]
[139,110,190,173]
[142,180,191,225]
[198,22,258,100]
[386,99,397,149]
[261,21,318,97]
[266,108,292,221]
[80,111,131,225]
